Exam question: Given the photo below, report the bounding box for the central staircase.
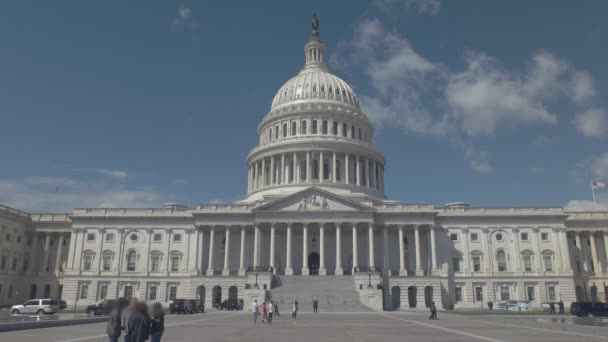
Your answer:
[269,275,372,312]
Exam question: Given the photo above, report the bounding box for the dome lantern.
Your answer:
[302,14,327,72]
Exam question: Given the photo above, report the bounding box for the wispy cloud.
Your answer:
[172,4,200,40]
[79,167,128,179]
[372,0,441,16]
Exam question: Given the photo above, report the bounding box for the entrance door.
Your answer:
[308,252,320,275]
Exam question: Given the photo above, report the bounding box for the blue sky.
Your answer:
[1,0,607,212]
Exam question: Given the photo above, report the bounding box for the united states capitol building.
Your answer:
[1,19,608,311]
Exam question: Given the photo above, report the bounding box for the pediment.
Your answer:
[253,187,375,212]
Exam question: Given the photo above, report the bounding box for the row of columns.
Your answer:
[571,231,608,275]
[30,232,68,275]
[247,152,384,193]
[203,223,437,277]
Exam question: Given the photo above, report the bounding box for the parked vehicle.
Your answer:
[58,300,67,310]
[215,299,243,311]
[85,299,117,316]
[169,299,203,314]
[10,299,60,315]
[570,302,608,317]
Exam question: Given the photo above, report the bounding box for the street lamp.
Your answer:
[368,272,373,289]
[254,271,259,289]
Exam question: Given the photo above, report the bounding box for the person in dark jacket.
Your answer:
[429,302,438,320]
[150,302,165,342]
[106,298,128,342]
[558,300,565,315]
[124,302,150,342]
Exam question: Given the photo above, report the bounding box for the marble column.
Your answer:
[42,233,51,273]
[368,222,375,271]
[398,225,407,276]
[382,225,389,275]
[559,228,571,271]
[238,226,246,276]
[335,223,343,275]
[285,223,293,275]
[574,232,583,272]
[462,228,470,273]
[302,223,309,275]
[281,153,285,185]
[551,227,562,272]
[55,233,65,273]
[332,152,337,183]
[262,158,266,187]
[512,228,522,272]
[352,224,358,273]
[206,227,215,276]
[306,152,311,183]
[319,151,324,183]
[356,156,361,186]
[293,152,298,183]
[319,223,326,275]
[198,229,205,275]
[270,156,275,185]
[589,232,600,274]
[532,228,542,272]
[481,228,490,272]
[270,223,276,274]
[222,226,231,276]
[253,224,260,268]
[430,225,437,273]
[345,154,350,184]
[414,225,423,276]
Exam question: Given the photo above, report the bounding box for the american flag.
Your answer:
[592,181,606,189]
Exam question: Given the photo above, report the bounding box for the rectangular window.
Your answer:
[541,232,549,241]
[153,233,162,242]
[80,284,89,299]
[450,233,458,241]
[547,286,556,301]
[169,286,178,301]
[312,120,318,134]
[455,287,462,302]
[351,125,355,138]
[500,286,510,301]
[452,257,461,272]
[105,233,114,242]
[124,285,133,299]
[0,256,6,270]
[171,256,180,272]
[322,120,328,134]
[151,256,161,272]
[87,233,95,241]
[173,234,182,242]
[543,255,553,271]
[358,127,362,140]
[470,233,478,241]
[472,256,481,272]
[332,122,338,135]
[521,233,529,241]
[149,286,158,301]
[99,284,108,300]
[83,255,93,271]
[475,287,483,302]
[102,255,112,271]
[523,255,532,272]
[527,286,535,301]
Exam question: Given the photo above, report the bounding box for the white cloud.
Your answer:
[565,199,608,212]
[569,71,595,103]
[373,0,441,16]
[574,107,607,137]
[80,168,128,179]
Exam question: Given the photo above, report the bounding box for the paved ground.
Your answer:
[1,311,607,342]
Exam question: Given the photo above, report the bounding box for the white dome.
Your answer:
[270,70,361,111]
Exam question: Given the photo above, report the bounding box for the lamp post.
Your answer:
[368,272,372,289]
[254,271,259,289]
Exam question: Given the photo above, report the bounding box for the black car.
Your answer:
[58,300,67,310]
[215,299,243,311]
[570,302,608,317]
[86,299,116,316]
[169,299,203,314]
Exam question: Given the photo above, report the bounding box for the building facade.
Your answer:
[1,20,608,310]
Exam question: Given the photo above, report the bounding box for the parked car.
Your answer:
[86,299,117,316]
[58,300,67,310]
[215,299,243,311]
[570,302,608,317]
[169,299,203,314]
[10,299,60,315]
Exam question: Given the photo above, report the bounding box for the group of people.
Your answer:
[107,298,165,342]
[549,300,566,315]
[251,300,281,325]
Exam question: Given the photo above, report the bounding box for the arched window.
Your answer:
[320,84,325,94]
[342,123,347,137]
[496,250,507,272]
[351,125,355,139]
[126,251,137,271]
[301,120,307,135]
[328,85,333,95]
[541,251,554,272]
[291,122,297,136]
[283,123,288,137]
[275,125,279,140]
[312,84,317,93]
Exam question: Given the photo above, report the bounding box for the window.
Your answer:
[169,286,178,301]
[83,254,93,271]
[332,122,338,135]
[497,250,507,272]
[455,287,462,302]
[541,232,549,241]
[8,285,14,298]
[23,259,29,272]
[472,256,481,272]
[301,120,307,134]
[312,120,318,134]
[547,286,556,301]
[358,127,362,140]
[269,128,273,141]
[149,286,158,301]
[500,286,510,300]
[171,255,180,272]
[470,233,478,241]
[291,122,297,136]
[126,251,137,271]
[124,285,134,299]
[452,257,461,272]
[543,255,553,272]
[350,125,355,138]
[475,287,483,302]
[527,286,535,301]
[521,233,529,241]
[0,256,6,270]
[153,233,162,242]
[173,234,182,242]
[151,255,161,272]
[323,159,329,180]
[523,255,533,272]
[283,123,287,137]
[322,120,328,134]
[275,125,279,139]
[130,234,138,242]
[12,258,17,271]
[80,283,89,299]
[342,123,347,137]
[450,233,458,241]
[312,159,319,179]
[495,233,503,241]
[99,284,108,300]
[87,233,95,241]
[105,233,114,242]
[102,254,112,271]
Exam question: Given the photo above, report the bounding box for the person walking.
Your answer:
[106,298,128,342]
[251,299,259,325]
[124,302,150,342]
[291,300,298,323]
[261,302,268,323]
[549,302,556,314]
[312,298,319,314]
[267,301,274,325]
[274,301,280,317]
[149,302,165,342]
[558,300,564,315]
[429,301,438,320]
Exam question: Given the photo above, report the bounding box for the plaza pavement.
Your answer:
[1,310,607,342]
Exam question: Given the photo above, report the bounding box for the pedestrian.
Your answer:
[429,301,437,320]
[106,298,128,342]
[124,302,150,342]
[251,299,259,325]
[121,298,138,339]
[267,301,274,325]
[291,300,298,323]
[558,300,564,315]
[261,302,268,323]
[549,302,556,314]
[149,302,165,342]
[312,298,318,314]
[274,301,280,317]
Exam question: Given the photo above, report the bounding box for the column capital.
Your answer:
[461,227,469,233]
[414,224,420,231]
[531,227,540,233]
[397,223,405,229]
